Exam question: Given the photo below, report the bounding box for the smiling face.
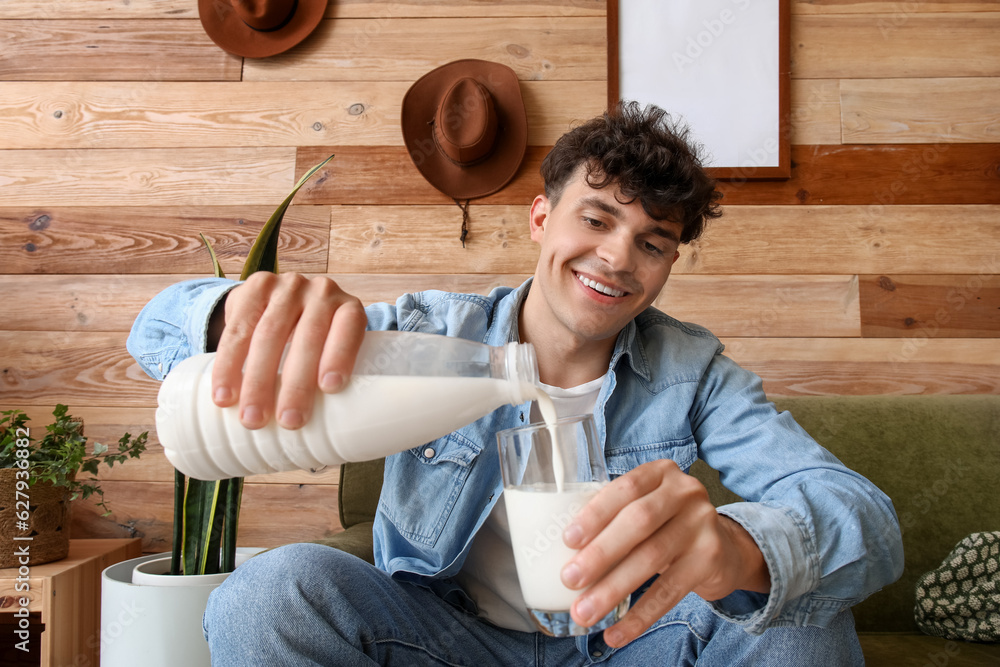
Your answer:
[521,167,683,359]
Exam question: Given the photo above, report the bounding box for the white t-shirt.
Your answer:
[454,374,606,631]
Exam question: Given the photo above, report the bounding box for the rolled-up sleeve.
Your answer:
[126,277,238,380]
[692,354,904,633]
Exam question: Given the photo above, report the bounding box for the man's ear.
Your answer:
[529,194,549,242]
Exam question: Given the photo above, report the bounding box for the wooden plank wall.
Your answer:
[1,1,997,551]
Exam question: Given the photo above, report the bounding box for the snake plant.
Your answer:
[170,155,334,576]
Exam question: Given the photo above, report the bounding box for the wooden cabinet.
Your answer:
[0,539,142,667]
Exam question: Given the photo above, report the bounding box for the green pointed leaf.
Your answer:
[182,478,222,575]
[171,470,185,575]
[220,477,244,572]
[203,478,228,575]
[199,233,227,279]
[240,154,334,280]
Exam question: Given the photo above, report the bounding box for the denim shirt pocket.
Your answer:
[378,430,482,547]
[604,435,698,478]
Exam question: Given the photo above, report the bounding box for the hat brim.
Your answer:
[199,0,328,59]
[401,60,528,201]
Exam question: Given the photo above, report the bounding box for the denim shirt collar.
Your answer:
[487,278,531,347]
[612,317,650,381]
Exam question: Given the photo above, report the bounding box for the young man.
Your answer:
[128,103,903,665]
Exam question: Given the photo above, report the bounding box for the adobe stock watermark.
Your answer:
[717,77,829,187]
[863,142,951,224]
[10,422,34,655]
[736,286,798,337]
[515,499,586,567]
[887,255,999,370]
[877,0,929,39]
[82,598,147,666]
[920,640,963,667]
[44,598,146,667]
[352,2,404,50]
[673,0,753,73]
[896,458,971,537]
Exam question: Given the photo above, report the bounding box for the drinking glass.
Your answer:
[496,413,630,637]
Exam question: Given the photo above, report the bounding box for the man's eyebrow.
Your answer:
[650,224,680,245]
[578,195,622,218]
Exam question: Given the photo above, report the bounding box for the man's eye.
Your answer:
[644,241,664,255]
[583,217,603,227]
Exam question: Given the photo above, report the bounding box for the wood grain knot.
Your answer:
[878,276,896,291]
[506,44,529,58]
[30,215,51,231]
[348,104,365,116]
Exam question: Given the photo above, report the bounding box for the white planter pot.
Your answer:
[100,548,264,667]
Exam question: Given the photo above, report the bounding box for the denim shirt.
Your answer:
[128,277,903,636]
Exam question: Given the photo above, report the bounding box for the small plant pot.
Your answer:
[100,548,264,667]
[0,468,70,568]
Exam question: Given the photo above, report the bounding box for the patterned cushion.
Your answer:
[915,532,1000,642]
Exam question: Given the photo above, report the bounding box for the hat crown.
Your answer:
[232,0,297,31]
[433,78,499,167]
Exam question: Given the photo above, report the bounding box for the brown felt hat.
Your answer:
[401,59,528,202]
[199,0,328,59]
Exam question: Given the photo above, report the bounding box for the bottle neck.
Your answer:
[498,341,539,405]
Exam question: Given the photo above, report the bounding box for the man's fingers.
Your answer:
[568,502,715,627]
[564,460,694,566]
[564,462,675,549]
[599,560,700,648]
[274,294,337,429]
[569,538,667,630]
[209,273,367,431]
[275,281,367,427]
[572,472,713,586]
[211,273,275,411]
[318,295,368,392]
[237,294,301,429]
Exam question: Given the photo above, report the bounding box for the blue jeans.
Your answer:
[204,543,863,666]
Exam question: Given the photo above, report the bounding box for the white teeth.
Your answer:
[577,274,625,297]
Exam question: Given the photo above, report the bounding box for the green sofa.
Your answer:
[318,395,1000,665]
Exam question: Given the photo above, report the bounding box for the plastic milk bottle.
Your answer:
[155,331,542,480]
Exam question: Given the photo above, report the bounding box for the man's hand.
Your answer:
[560,459,771,648]
[209,272,368,430]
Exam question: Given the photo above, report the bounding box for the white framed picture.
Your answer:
[608,0,790,179]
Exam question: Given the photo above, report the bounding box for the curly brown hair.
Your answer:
[540,101,722,244]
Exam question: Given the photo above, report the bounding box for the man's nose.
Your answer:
[596,232,635,272]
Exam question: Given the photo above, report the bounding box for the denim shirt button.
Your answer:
[423,447,435,459]
[592,651,603,658]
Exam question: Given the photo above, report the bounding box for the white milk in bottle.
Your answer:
[156,332,540,480]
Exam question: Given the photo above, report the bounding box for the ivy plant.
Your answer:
[0,404,148,516]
